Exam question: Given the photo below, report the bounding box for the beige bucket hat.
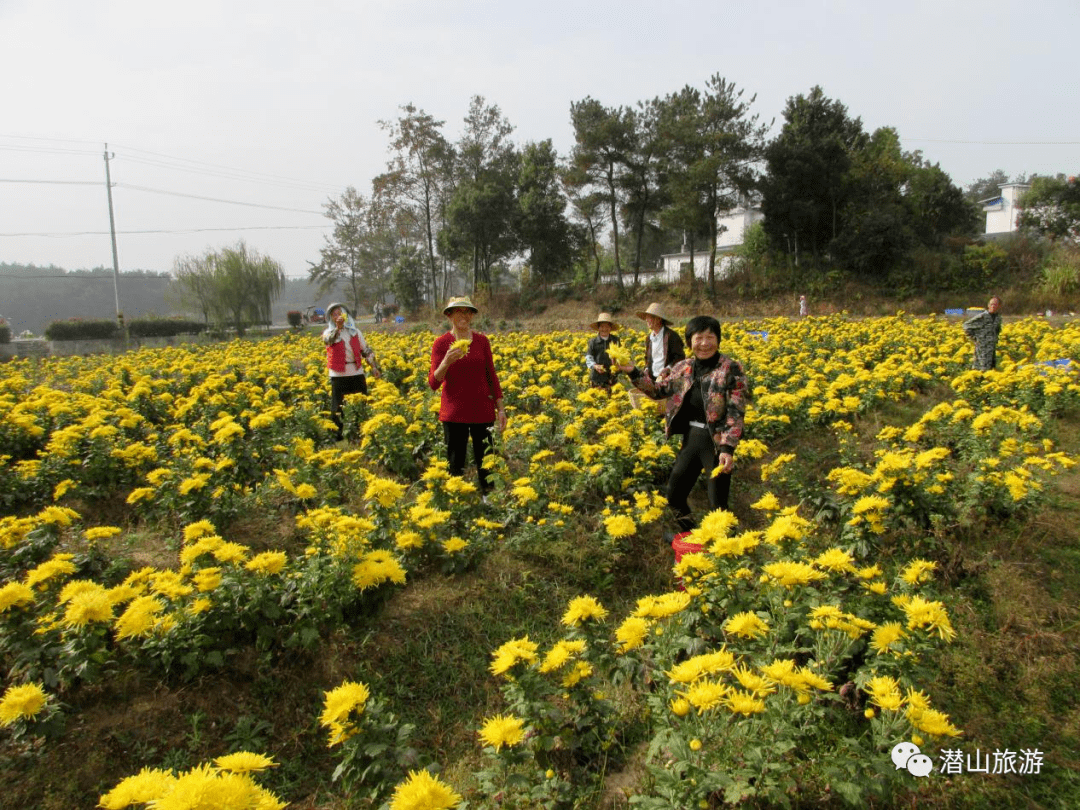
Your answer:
[635,302,674,325]
[443,296,479,315]
[589,312,620,331]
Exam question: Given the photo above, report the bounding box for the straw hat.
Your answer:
[589,312,620,331]
[443,296,479,315]
[635,302,674,325]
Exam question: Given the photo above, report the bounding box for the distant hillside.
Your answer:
[0,263,352,335]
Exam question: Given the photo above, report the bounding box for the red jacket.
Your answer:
[326,333,374,373]
[428,332,503,423]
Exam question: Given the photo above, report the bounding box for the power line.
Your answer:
[0,144,101,157]
[0,134,346,196]
[907,138,1080,145]
[0,225,330,237]
[112,142,347,193]
[115,183,326,214]
[0,274,172,280]
[117,152,345,195]
[118,154,343,194]
[0,178,100,185]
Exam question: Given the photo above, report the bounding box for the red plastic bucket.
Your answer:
[671,531,703,590]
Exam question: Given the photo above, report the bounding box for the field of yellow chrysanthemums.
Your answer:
[1,313,1079,809]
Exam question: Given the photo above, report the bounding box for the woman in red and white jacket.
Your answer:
[428,296,506,493]
[323,302,381,440]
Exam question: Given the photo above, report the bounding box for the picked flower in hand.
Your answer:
[607,345,631,367]
[451,338,472,356]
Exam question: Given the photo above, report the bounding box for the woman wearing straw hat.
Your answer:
[636,302,685,383]
[428,296,506,493]
[585,312,621,391]
[323,301,381,441]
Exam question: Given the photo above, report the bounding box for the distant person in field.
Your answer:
[618,315,750,532]
[323,302,381,441]
[585,312,621,392]
[428,296,507,494]
[635,302,685,383]
[963,296,1002,370]
[799,294,808,317]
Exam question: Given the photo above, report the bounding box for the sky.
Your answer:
[1,0,1078,279]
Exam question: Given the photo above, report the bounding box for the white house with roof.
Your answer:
[600,203,764,285]
[981,183,1029,235]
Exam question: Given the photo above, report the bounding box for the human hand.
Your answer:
[619,363,635,374]
[595,364,608,374]
[717,452,734,474]
[497,407,507,432]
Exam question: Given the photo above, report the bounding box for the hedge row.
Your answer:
[43,317,208,341]
[0,324,9,345]
[44,319,119,341]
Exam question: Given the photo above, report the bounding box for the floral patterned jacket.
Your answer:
[631,353,750,455]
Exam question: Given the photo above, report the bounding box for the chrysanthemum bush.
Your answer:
[0,510,410,686]
[475,506,965,808]
[317,679,421,802]
[475,595,623,807]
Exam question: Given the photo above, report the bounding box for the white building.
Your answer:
[981,183,1029,235]
[600,203,764,285]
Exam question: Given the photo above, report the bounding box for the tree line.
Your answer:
[0,262,346,337]
[305,76,1072,315]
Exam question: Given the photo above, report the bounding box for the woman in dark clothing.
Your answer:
[619,315,750,532]
[585,312,621,391]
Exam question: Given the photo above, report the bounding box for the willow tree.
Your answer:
[173,240,284,336]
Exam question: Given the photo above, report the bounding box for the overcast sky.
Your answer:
[2,0,1077,278]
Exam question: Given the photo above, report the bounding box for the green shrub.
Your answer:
[1039,244,1080,296]
[44,319,120,341]
[0,322,9,344]
[286,310,303,329]
[962,243,1008,288]
[127,317,206,338]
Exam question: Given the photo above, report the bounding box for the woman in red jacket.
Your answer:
[323,302,381,440]
[428,297,507,493]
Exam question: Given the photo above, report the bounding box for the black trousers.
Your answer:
[443,421,495,492]
[667,426,731,532]
[330,374,368,439]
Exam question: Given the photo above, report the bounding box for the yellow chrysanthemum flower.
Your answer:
[489,636,539,677]
[604,514,636,539]
[0,682,48,726]
[389,768,463,810]
[562,595,608,627]
[723,611,770,640]
[320,681,370,746]
[214,751,277,774]
[98,767,176,809]
[478,714,526,751]
[614,616,650,653]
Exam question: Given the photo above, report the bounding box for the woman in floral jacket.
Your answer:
[619,315,750,531]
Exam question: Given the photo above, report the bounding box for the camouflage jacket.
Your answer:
[631,354,750,455]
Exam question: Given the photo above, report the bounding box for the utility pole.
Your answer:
[103,143,122,324]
